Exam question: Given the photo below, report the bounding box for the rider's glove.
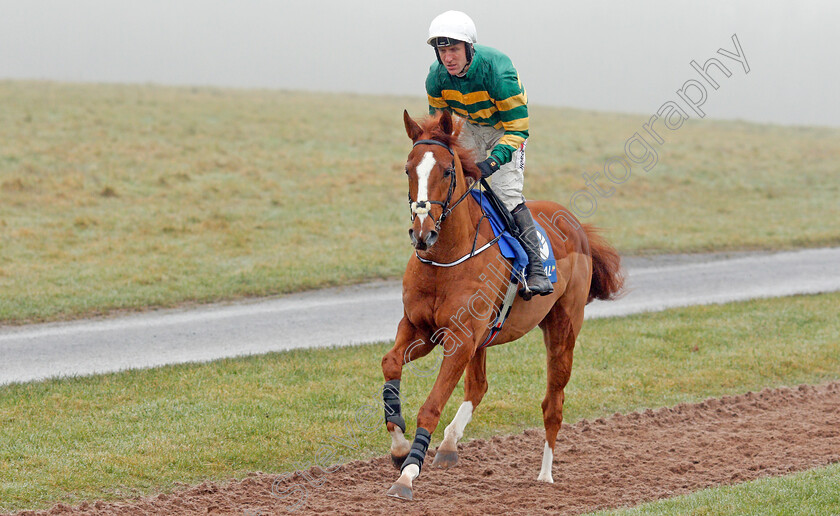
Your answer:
[476,157,500,179]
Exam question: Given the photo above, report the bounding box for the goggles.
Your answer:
[430,36,463,48]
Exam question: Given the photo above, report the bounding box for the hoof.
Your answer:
[431,449,458,469]
[386,481,413,501]
[390,454,407,470]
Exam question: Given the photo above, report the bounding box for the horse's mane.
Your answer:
[419,112,482,182]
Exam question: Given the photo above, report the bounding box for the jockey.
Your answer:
[425,10,553,297]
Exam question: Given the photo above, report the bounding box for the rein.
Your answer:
[409,139,499,267]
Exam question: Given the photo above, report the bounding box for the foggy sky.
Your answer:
[1,0,838,127]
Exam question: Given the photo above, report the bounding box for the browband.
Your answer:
[412,139,454,156]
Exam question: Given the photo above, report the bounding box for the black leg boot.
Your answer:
[511,203,554,299]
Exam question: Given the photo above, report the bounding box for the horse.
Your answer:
[381,109,625,501]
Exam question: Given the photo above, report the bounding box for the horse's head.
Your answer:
[402,110,480,251]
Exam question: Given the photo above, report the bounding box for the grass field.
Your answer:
[599,462,840,515]
[1,81,839,323]
[1,292,838,512]
[2,80,838,513]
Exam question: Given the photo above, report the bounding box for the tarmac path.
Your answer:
[1,247,839,385]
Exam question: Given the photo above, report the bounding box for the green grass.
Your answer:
[1,292,838,512]
[2,81,840,323]
[595,462,840,515]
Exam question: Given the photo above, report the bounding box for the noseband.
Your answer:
[407,139,476,232]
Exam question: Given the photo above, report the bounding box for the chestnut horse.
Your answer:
[382,110,624,501]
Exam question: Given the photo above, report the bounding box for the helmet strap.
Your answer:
[458,44,474,75]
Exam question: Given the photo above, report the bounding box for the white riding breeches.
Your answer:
[457,120,527,211]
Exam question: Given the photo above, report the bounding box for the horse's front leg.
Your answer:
[381,317,435,469]
[431,346,487,469]
[387,330,475,501]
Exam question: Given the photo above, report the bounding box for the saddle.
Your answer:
[469,183,558,284]
[470,185,559,349]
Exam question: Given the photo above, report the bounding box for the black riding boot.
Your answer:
[511,203,554,299]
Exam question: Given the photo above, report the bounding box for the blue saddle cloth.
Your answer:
[469,190,558,283]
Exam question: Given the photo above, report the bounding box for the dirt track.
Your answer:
[12,382,840,516]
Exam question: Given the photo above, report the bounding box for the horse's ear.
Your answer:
[404,110,422,142]
[440,109,453,136]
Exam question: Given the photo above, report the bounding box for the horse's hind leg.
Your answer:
[432,346,488,468]
[537,299,582,483]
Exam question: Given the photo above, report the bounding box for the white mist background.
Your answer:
[1,0,837,127]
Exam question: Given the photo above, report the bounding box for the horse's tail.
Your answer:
[583,225,625,304]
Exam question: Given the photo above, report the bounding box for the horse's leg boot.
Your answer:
[512,203,554,298]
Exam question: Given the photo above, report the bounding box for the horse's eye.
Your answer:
[442,168,452,178]
[405,166,409,176]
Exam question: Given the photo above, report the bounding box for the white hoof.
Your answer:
[387,464,420,501]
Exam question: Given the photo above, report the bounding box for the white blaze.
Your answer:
[414,151,436,224]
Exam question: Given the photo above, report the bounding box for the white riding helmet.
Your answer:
[427,11,477,65]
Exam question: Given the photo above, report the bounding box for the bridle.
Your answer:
[407,139,477,233]
[407,138,500,267]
